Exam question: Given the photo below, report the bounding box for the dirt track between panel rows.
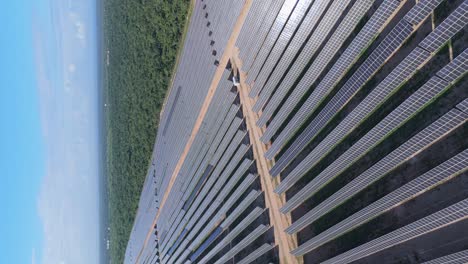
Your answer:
[232,48,302,264]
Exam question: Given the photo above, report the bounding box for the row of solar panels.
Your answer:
[237,0,468,262]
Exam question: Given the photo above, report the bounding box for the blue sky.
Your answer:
[1,0,101,263]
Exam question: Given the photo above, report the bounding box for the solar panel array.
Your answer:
[265,19,413,164]
[438,49,468,82]
[284,105,467,225]
[152,94,276,264]
[405,0,445,25]
[269,19,466,183]
[237,244,275,264]
[126,0,468,263]
[261,0,401,147]
[419,1,468,52]
[291,148,468,255]
[245,0,299,85]
[253,0,352,112]
[256,0,374,125]
[286,109,468,232]
[269,46,430,177]
[249,0,330,98]
[239,0,287,72]
[275,70,452,196]
[248,0,314,104]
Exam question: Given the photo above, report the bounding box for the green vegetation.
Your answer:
[103,0,190,262]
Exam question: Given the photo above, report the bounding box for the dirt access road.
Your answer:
[232,48,302,264]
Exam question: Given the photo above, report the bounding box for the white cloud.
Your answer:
[68,63,76,73]
[75,21,85,40]
[69,12,86,42]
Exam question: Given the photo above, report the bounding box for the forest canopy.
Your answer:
[103,0,190,262]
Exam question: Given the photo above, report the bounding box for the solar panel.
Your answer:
[185,145,249,231]
[419,2,468,52]
[183,173,256,261]
[157,69,239,231]
[236,0,266,51]
[404,0,445,25]
[237,243,274,264]
[437,48,468,83]
[175,103,239,215]
[243,0,287,72]
[456,98,468,113]
[220,190,260,229]
[210,118,243,165]
[163,130,246,252]
[197,207,263,264]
